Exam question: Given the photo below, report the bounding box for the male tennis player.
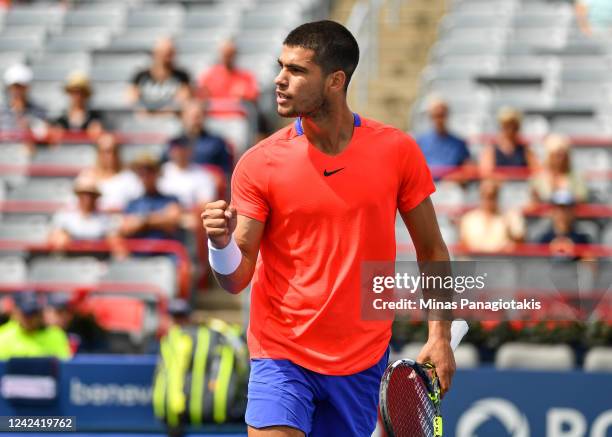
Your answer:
[202,20,456,437]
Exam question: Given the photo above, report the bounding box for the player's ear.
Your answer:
[328,70,347,92]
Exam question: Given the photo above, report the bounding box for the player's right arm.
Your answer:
[201,200,264,294]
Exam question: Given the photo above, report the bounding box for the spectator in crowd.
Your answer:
[0,292,70,360]
[0,63,47,144]
[575,0,612,36]
[44,293,108,353]
[459,179,525,252]
[167,298,192,328]
[159,138,216,212]
[530,134,587,205]
[166,100,233,176]
[118,154,182,241]
[78,133,143,211]
[416,96,471,179]
[537,191,591,257]
[480,107,538,177]
[51,71,103,140]
[127,37,191,114]
[48,175,123,255]
[198,39,258,103]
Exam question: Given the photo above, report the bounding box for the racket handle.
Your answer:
[450,320,469,352]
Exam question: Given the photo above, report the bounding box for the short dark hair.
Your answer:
[283,20,359,91]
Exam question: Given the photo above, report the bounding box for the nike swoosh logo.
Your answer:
[323,167,345,177]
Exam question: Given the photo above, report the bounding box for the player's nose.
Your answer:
[274,70,288,88]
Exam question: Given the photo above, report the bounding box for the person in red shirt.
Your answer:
[202,20,455,437]
[197,39,259,102]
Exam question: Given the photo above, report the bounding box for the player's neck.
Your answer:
[301,104,355,155]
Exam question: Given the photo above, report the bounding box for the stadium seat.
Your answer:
[498,181,530,210]
[100,257,177,298]
[0,51,26,76]
[29,81,67,114]
[63,9,126,32]
[431,181,464,207]
[184,8,239,30]
[495,343,575,370]
[7,178,74,204]
[32,52,91,74]
[391,341,479,368]
[0,35,44,52]
[31,144,97,168]
[174,32,228,54]
[126,6,184,31]
[45,30,111,53]
[106,30,169,52]
[4,6,64,32]
[394,342,424,362]
[602,223,612,247]
[90,64,142,83]
[84,296,145,333]
[0,221,50,244]
[116,115,181,137]
[572,148,610,173]
[206,115,251,155]
[0,143,29,169]
[584,347,612,372]
[0,256,27,287]
[454,344,480,368]
[29,256,102,286]
[89,82,130,111]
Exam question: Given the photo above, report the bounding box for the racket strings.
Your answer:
[386,365,436,437]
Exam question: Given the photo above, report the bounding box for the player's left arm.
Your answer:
[400,197,456,395]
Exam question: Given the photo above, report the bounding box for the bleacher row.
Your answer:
[413,0,612,138]
[0,0,323,118]
[0,0,329,352]
[406,0,612,248]
[392,342,612,372]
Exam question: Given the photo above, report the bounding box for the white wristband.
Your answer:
[208,235,242,275]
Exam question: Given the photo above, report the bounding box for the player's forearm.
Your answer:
[427,320,452,341]
[415,239,450,262]
[212,255,255,294]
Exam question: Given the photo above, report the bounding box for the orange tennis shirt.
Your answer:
[231,114,435,375]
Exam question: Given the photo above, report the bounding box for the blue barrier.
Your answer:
[0,356,611,436]
[444,367,612,437]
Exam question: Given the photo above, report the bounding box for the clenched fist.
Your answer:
[201,200,237,249]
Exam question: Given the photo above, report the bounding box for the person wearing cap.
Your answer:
[78,133,143,211]
[0,292,70,360]
[44,293,108,353]
[48,175,122,254]
[51,71,103,139]
[480,107,538,177]
[165,100,233,176]
[459,179,525,253]
[415,96,471,179]
[529,134,587,205]
[118,154,182,242]
[158,136,216,212]
[0,63,48,143]
[536,190,591,258]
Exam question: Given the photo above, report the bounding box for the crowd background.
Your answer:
[0,0,609,372]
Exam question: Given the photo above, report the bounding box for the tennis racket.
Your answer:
[379,320,469,437]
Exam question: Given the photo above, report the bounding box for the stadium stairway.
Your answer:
[365,0,446,130]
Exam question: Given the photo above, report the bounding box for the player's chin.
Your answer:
[276,105,297,118]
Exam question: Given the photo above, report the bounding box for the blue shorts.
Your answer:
[245,349,389,436]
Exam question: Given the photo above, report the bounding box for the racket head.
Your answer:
[379,359,442,437]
